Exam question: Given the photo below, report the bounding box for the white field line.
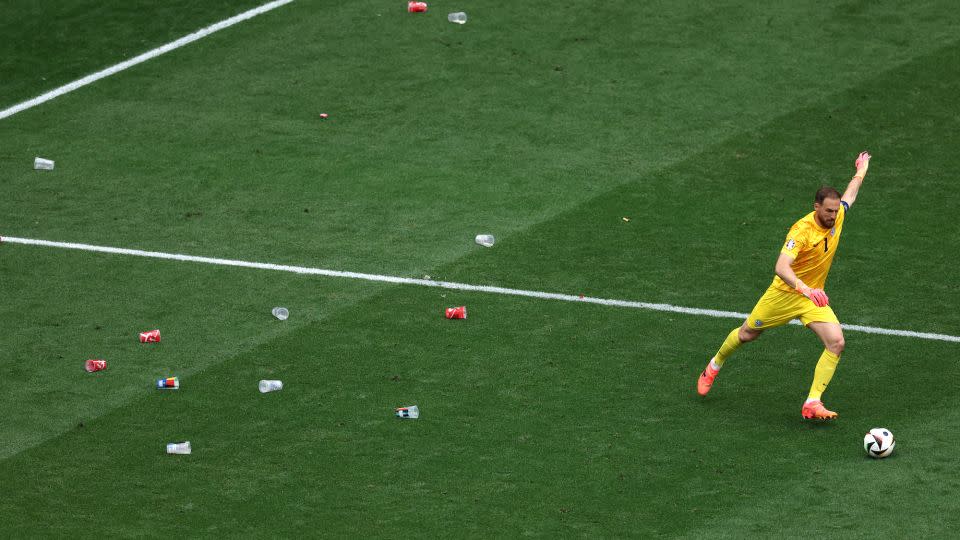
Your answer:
[0,0,294,121]
[3,235,959,344]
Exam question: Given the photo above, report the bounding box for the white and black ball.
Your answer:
[863,428,895,459]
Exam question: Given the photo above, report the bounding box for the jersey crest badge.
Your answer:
[830,227,836,236]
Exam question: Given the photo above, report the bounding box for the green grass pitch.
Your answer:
[2,0,960,536]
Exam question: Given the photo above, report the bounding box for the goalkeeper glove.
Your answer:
[796,281,830,307]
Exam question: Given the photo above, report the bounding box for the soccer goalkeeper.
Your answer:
[697,151,872,420]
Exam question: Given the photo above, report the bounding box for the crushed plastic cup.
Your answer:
[272,307,289,321]
[156,377,179,390]
[475,234,495,247]
[166,441,191,455]
[448,12,467,24]
[139,329,161,343]
[395,405,420,419]
[259,380,283,393]
[85,359,107,372]
[34,157,55,170]
[407,1,427,12]
[445,306,467,319]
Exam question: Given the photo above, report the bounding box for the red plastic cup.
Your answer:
[445,306,467,319]
[85,359,107,372]
[139,329,161,343]
[408,1,427,12]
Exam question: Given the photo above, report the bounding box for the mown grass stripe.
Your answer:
[4,235,958,343]
[0,0,294,120]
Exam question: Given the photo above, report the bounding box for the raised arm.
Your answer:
[841,151,871,208]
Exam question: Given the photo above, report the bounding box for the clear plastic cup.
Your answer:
[166,441,191,454]
[475,234,495,247]
[272,307,289,320]
[34,157,55,170]
[448,12,467,24]
[259,380,283,393]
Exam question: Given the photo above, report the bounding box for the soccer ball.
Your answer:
[863,428,895,459]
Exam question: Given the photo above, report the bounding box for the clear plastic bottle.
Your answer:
[448,12,467,24]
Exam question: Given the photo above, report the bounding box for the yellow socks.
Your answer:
[713,328,742,367]
[807,349,841,401]
[710,329,842,402]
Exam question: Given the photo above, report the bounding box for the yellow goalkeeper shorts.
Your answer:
[746,284,840,330]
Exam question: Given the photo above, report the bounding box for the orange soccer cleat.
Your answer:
[801,400,838,420]
[697,363,720,396]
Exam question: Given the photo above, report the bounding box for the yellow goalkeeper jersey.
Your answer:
[771,202,848,293]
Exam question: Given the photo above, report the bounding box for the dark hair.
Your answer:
[815,186,842,204]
